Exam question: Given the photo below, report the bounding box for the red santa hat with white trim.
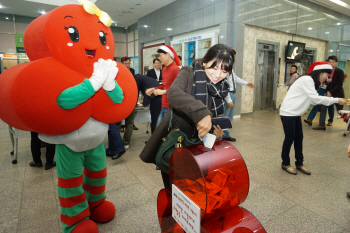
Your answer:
[307,61,332,74]
[158,45,181,66]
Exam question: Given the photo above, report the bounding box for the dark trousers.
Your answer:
[335,103,343,113]
[30,132,55,164]
[280,116,303,166]
[107,123,125,154]
[161,171,171,189]
[319,104,335,126]
[150,97,162,134]
[117,109,136,146]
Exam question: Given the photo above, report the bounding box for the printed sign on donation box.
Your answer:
[172,184,201,233]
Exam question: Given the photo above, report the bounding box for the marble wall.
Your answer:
[241,25,326,113]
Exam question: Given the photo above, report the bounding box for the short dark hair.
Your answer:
[153,58,160,64]
[178,55,182,61]
[157,49,167,54]
[199,44,234,74]
[291,65,298,70]
[327,56,338,62]
[121,57,131,62]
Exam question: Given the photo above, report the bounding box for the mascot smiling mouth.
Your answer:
[85,49,96,59]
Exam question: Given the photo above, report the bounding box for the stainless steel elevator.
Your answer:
[255,43,278,111]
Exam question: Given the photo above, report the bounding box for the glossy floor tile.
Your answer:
[1,109,350,232]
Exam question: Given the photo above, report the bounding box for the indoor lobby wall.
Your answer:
[242,25,326,113]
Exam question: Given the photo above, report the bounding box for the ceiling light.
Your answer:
[41,11,45,14]
[330,50,334,52]
[337,22,341,25]
[286,31,289,33]
[6,17,9,19]
[0,5,3,8]
[325,31,330,34]
[144,25,148,28]
[329,0,350,9]
[308,27,312,30]
[166,28,172,31]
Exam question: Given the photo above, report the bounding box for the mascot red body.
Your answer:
[0,1,137,233]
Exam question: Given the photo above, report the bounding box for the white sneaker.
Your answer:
[125,145,129,150]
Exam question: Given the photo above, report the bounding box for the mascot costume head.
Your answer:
[0,1,137,232]
[0,0,137,134]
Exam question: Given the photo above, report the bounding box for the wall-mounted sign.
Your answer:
[15,34,25,53]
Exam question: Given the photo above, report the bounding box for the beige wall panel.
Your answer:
[112,32,126,43]
[242,25,327,113]
[114,43,126,57]
[0,34,16,54]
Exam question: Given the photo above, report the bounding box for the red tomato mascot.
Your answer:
[0,0,137,232]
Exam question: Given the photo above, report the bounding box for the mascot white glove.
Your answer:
[103,61,118,91]
[89,59,111,91]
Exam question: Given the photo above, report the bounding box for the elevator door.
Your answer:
[255,44,277,110]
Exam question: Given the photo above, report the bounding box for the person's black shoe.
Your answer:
[222,137,236,142]
[29,161,43,167]
[133,124,139,130]
[120,127,125,133]
[45,161,56,170]
[112,151,126,160]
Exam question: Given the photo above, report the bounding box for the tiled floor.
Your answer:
[1,109,350,233]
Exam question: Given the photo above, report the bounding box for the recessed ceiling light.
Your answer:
[41,11,45,14]
[286,31,289,33]
[330,50,334,52]
[0,5,3,8]
[337,22,341,25]
[144,25,148,28]
[325,31,330,34]
[308,27,312,30]
[6,17,9,19]
[166,28,172,31]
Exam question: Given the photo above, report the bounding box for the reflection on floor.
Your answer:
[1,110,350,233]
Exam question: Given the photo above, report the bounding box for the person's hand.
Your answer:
[345,73,348,79]
[90,59,110,91]
[338,98,348,105]
[247,82,255,88]
[197,115,212,138]
[153,89,164,96]
[227,102,234,109]
[327,91,332,97]
[213,125,223,139]
[103,60,118,91]
[145,88,155,96]
[347,145,350,158]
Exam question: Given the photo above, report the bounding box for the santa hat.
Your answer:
[159,45,180,66]
[308,61,332,74]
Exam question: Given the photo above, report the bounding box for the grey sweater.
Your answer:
[139,66,212,163]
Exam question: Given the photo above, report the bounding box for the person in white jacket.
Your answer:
[279,61,348,175]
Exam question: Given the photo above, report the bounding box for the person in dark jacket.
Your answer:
[146,58,162,83]
[135,75,161,133]
[140,44,233,189]
[313,56,345,130]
